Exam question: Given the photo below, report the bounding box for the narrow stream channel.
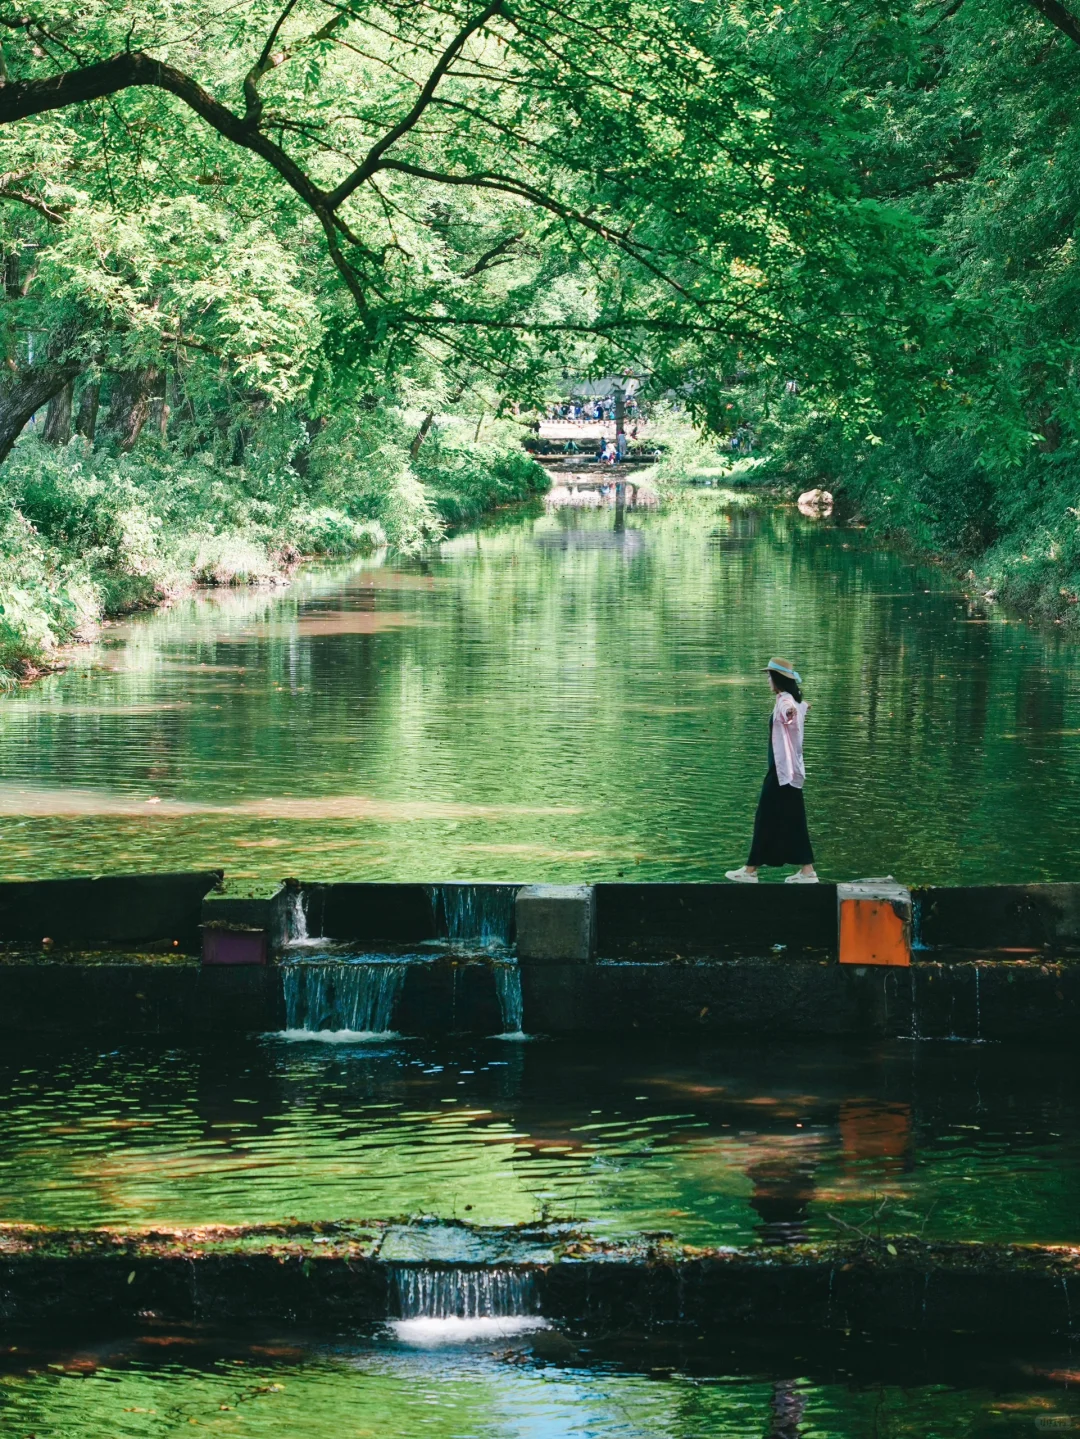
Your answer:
[2,491,1080,885]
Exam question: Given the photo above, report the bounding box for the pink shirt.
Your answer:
[771,693,808,789]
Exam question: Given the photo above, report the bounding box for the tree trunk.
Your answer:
[75,381,100,441]
[410,411,435,461]
[150,395,170,439]
[3,251,20,299]
[41,380,74,444]
[0,363,81,465]
[105,366,159,451]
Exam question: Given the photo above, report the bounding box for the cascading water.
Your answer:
[390,1266,548,1344]
[423,885,529,1036]
[493,962,526,1038]
[427,884,518,948]
[282,960,406,1037]
[285,888,310,944]
[282,888,329,949]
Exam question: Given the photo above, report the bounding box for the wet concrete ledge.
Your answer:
[6,874,1080,959]
[0,1221,1077,1339]
[0,874,1079,1039]
[0,953,1075,1040]
[521,955,1080,1041]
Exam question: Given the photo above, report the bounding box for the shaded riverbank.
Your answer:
[0,429,547,686]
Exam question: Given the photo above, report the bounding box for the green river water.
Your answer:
[2,491,1079,884]
[2,1328,1076,1439]
[0,1035,1075,1245]
[4,492,1080,1435]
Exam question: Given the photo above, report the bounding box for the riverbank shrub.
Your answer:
[0,422,547,684]
[751,399,1080,621]
[414,419,549,525]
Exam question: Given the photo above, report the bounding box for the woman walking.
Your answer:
[726,658,818,884]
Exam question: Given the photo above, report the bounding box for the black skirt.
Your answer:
[747,727,814,868]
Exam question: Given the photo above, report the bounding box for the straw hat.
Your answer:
[764,657,802,684]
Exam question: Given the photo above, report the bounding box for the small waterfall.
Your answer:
[427,884,518,948]
[493,961,525,1037]
[393,1266,536,1320]
[282,888,325,949]
[282,960,406,1035]
[285,888,308,944]
[389,1265,547,1343]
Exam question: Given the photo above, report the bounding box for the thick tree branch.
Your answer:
[0,167,64,221]
[244,0,299,124]
[0,51,331,214]
[244,5,345,126]
[379,160,705,305]
[0,20,715,334]
[0,183,64,221]
[325,0,504,209]
[1028,0,1080,45]
[459,231,524,278]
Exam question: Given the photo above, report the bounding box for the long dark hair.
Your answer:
[770,671,803,704]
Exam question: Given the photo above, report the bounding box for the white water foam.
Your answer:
[390,1315,549,1346]
[278,1027,400,1044]
[389,1265,546,1347]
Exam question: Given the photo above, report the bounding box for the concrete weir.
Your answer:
[0,1221,1078,1339]
[0,873,1077,1038]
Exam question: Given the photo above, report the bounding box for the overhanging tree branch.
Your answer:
[378,159,708,305]
[1027,0,1080,45]
[0,13,742,339]
[244,4,346,126]
[0,51,331,213]
[325,0,504,209]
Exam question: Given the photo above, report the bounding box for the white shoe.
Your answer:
[785,871,819,884]
[725,867,759,883]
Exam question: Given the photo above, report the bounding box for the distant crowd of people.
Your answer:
[546,396,644,424]
[525,428,657,463]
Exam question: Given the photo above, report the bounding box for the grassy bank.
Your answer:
[743,402,1080,625]
[637,392,1080,626]
[0,416,546,685]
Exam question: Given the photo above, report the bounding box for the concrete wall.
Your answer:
[519,957,1080,1040]
[0,876,1075,1039]
[0,952,1074,1041]
[914,883,1080,953]
[0,962,284,1036]
[397,957,503,1034]
[595,882,838,957]
[0,871,223,953]
[301,882,520,945]
[3,874,1079,961]
[0,1222,1075,1338]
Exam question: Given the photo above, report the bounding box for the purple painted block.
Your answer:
[202,927,267,966]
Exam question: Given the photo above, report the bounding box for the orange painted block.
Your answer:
[839,897,911,967]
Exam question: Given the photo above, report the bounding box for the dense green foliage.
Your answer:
[0,0,932,678]
[740,0,1080,617]
[0,415,545,679]
[3,0,1080,675]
